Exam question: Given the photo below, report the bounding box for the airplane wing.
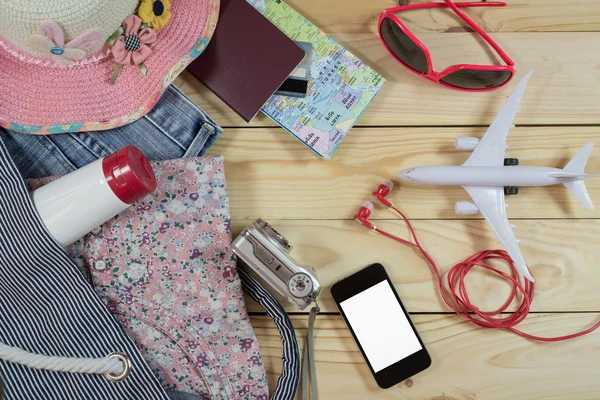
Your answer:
[463,186,535,282]
[463,70,534,167]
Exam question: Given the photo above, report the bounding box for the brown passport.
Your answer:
[187,0,305,122]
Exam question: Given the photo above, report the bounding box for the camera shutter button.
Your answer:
[289,273,313,298]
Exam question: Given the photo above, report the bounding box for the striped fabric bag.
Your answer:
[0,138,169,399]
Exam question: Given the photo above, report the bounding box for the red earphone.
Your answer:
[353,180,394,229]
[353,180,600,342]
[372,179,394,207]
[353,202,375,229]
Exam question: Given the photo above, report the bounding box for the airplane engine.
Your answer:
[455,201,479,215]
[455,137,480,151]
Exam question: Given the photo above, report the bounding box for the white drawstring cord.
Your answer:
[0,342,130,381]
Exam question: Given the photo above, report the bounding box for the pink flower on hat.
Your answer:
[27,21,102,66]
[111,15,157,66]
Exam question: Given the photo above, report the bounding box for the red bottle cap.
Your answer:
[102,145,157,204]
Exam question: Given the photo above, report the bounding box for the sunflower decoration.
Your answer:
[138,0,172,30]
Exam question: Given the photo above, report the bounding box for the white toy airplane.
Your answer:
[398,70,597,282]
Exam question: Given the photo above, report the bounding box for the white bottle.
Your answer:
[32,145,157,247]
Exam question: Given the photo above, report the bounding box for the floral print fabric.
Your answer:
[28,157,269,400]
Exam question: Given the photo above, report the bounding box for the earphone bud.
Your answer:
[354,202,375,229]
[373,180,394,207]
[355,181,395,230]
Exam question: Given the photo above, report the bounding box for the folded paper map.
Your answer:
[248,0,385,158]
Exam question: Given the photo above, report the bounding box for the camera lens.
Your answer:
[257,219,292,252]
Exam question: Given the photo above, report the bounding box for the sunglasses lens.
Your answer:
[440,69,513,89]
[380,18,428,74]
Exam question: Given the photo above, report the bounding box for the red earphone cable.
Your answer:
[377,204,600,341]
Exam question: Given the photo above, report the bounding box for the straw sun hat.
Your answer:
[0,0,219,134]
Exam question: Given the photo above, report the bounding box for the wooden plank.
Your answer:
[250,313,600,400]
[236,219,600,313]
[283,0,600,34]
[208,127,600,220]
[177,32,600,127]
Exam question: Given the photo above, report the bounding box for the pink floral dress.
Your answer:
[29,157,269,400]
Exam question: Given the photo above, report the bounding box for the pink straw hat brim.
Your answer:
[0,0,219,134]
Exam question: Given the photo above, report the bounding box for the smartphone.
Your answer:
[331,263,431,388]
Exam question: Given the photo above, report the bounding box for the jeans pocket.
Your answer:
[144,85,223,159]
[1,129,79,178]
[184,121,222,158]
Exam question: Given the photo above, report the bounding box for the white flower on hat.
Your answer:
[26,21,102,66]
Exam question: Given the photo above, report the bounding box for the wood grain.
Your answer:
[283,0,600,34]
[177,32,600,127]
[250,313,600,400]
[208,127,600,220]
[184,2,600,398]
[234,219,600,313]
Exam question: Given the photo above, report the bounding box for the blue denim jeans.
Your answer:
[2,85,222,179]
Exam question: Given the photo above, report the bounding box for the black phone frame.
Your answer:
[331,263,431,389]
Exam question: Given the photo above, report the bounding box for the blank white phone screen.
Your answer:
[339,280,422,372]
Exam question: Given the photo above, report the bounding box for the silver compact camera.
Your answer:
[232,219,320,310]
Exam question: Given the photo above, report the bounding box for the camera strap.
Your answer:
[239,268,302,400]
[301,305,319,400]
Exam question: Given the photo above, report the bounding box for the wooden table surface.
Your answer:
[178,1,600,398]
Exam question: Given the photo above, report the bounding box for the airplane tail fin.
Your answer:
[561,142,596,210]
[564,181,594,210]
[563,142,595,173]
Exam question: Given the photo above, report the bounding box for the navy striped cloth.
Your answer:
[0,138,168,399]
[238,269,300,400]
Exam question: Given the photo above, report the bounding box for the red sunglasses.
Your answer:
[378,1,516,91]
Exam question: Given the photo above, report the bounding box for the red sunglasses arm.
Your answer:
[445,1,515,66]
[384,2,507,14]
